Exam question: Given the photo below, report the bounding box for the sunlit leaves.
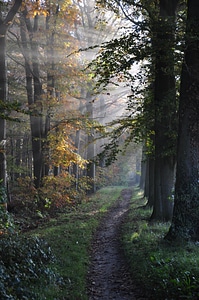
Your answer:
[47,123,87,169]
[22,0,48,17]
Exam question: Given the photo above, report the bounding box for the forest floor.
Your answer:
[87,188,148,300]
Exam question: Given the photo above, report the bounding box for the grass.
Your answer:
[121,187,199,300]
[30,186,125,300]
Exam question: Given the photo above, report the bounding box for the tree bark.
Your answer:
[144,157,149,198]
[44,13,55,177]
[166,0,199,241]
[20,9,43,188]
[151,0,179,221]
[0,33,7,186]
[86,99,96,193]
[0,0,22,187]
[139,146,146,191]
[147,157,155,208]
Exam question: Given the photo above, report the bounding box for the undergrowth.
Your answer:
[0,234,57,299]
[121,187,199,300]
[31,186,124,299]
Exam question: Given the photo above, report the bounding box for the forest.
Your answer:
[1,0,199,299]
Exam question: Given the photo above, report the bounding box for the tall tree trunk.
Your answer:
[166,0,199,241]
[144,157,149,198]
[146,157,155,208]
[86,97,96,193]
[15,138,21,177]
[139,145,146,190]
[0,33,7,186]
[20,9,43,188]
[73,129,81,190]
[31,14,43,188]
[44,13,55,177]
[0,0,22,189]
[151,0,179,221]
[135,153,141,184]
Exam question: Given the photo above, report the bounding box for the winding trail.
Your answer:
[87,189,147,300]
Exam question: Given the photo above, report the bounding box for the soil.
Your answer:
[87,188,148,300]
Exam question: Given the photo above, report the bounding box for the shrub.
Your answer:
[39,173,75,212]
[0,206,15,235]
[0,235,59,299]
[39,173,92,213]
[9,177,39,215]
[9,173,92,218]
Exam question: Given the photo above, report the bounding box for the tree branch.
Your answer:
[4,0,22,28]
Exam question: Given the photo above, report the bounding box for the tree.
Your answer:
[166,0,199,241]
[20,5,44,188]
[18,0,81,187]
[72,0,125,192]
[89,0,180,220]
[150,0,179,221]
[0,0,22,188]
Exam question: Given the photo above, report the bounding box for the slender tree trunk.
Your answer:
[86,98,96,193]
[73,129,81,190]
[31,14,43,188]
[166,0,199,241]
[15,138,21,177]
[0,0,22,188]
[20,10,43,188]
[44,14,55,177]
[0,33,7,186]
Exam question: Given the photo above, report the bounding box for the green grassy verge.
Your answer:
[31,186,125,300]
[121,187,199,300]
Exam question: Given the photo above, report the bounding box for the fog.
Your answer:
[5,0,142,187]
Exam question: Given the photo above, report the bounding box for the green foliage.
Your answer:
[0,100,29,122]
[0,206,15,235]
[0,235,58,299]
[89,0,185,163]
[121,188,199,299]
[0,184,7,204]
[148,251,199,299]
[32,186,124,299]
[0,182,15,234]
[97,138,122,166]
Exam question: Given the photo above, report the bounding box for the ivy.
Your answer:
[0,235,60,299]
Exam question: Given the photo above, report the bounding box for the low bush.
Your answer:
[0,234,60,299]
[9,174,92,219]
[0,205,15,235]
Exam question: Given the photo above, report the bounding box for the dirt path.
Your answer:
[87,188,147,300]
